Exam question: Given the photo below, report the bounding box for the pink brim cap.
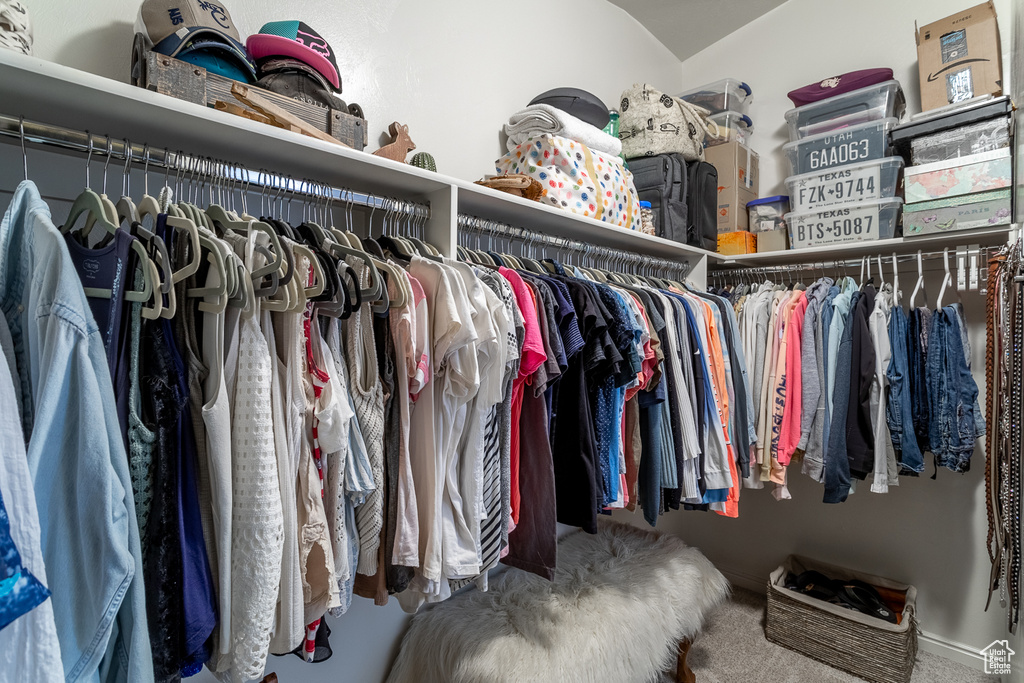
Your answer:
[246,33,340,90]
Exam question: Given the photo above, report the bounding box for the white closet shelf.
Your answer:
[0,51,1009,271]
[721,226,1014,267]
[455,180,721,261]
[0,50,721,266]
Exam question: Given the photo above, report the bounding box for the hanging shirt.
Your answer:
[1,181,153,683]
[0,312,62,683]
[498,267,546,526]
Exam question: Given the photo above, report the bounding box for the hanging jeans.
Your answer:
[926,307,982,473]
[909,308,931,458]
[886,307,924,474]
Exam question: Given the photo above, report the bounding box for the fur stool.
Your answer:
[386,520,729,683]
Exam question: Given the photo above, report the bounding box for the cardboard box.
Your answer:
[705,141,759,232]
[718,230,756,255]
[916,2,1003,112]
[757,228,789,253]
[904,188,1012,236]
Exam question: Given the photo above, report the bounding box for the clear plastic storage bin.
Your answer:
[678,78,752,115]
[786,197,903,249]
[785,157,904,212]
[747,195,789,232]
[707,111,752,147]
[785,80,905,141]
[783,117,898,176]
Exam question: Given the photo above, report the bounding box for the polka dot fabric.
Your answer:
[496,135,641,231]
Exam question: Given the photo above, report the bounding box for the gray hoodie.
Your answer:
[798,278,832,481]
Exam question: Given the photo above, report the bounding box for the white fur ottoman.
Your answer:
[386,520,729,683]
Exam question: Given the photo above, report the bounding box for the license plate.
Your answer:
[791,165,882,211]
[788,204,881,248]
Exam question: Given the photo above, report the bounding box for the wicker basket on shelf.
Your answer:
[766,555,918,683]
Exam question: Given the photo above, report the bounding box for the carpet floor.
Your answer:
[678,588,996,683]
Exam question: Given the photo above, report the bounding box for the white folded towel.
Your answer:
[504,104,622,157]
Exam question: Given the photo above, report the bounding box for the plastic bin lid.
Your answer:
[784,195,904,218]
[782,116,900,151]
[680,78,752,98]
[710,111,753,128]
[639,201,652,208]
[746,195,789,207]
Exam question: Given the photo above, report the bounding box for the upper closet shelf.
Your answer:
[0,51,1008,269]
[454,181,720,261]
[721,225,1014,267]
[0,50,722,265]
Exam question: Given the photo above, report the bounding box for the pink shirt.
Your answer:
[499,267,546,525]
[778,293,808,465]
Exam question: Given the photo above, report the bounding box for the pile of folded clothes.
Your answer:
[495,88,640,230]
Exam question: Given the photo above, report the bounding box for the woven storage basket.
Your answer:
[766,555,918,683]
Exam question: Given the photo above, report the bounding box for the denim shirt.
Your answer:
[0,182,153,683]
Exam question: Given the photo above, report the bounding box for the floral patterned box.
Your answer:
[904,189,1012,237]
[496,134,641,230]
[904,148,1011,204]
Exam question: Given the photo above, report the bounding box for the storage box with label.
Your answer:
[786,197,903,249]
[890,95,1012,164]
[747,195,790,233]
[783,118,898,176]
[904,189,1012,236]
[705,141,759,232]
[718,230,756,255]
[904,148,1012,203]
[915,2,1003,112]
[786,157,904,212]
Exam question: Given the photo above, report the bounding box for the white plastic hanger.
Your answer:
[909,250,927,309]
[936,248,953,309]
[891,253,900,306]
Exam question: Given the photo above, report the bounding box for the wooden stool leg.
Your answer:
[676,638,695,683]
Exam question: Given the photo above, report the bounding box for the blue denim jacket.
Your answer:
[0,182,153,683]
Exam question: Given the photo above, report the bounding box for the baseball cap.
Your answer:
[246,21,341,92]
[256,57,338,109]
[135,0,256,82]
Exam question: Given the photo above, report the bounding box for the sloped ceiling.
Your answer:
[608,0,788,61]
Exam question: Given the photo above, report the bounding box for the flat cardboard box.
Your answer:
[718,230,756,255]
[705,141,760,232]
[757,228,789,253]
[916,2,1003,112]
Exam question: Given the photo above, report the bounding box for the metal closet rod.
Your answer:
[0,113,430,219]
[711,246,999,280]
[457,213,691,277]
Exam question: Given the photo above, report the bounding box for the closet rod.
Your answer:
[710,246,997,279]
[457,213,692,278]
[0,113,430,220]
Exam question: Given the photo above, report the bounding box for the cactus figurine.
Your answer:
[410,152,436,172]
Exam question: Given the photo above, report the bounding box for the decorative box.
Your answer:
[904,189,1012,236]
[904,148,1012,204]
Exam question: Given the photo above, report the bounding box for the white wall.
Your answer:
[664,0,1017,666]
[676,0,1014,195]
[27,0,681,183]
